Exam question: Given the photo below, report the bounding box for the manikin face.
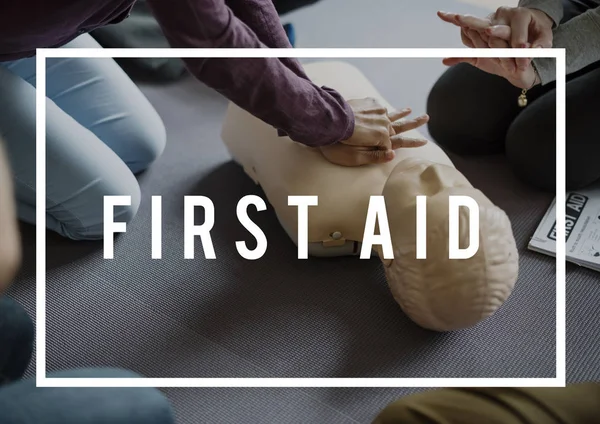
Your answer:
[377,158,519,331]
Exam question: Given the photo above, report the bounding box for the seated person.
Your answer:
[431,0,600,192]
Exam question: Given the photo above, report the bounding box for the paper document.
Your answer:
[529,183,600,273]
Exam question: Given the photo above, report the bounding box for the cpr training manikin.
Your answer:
[220,61,519,332]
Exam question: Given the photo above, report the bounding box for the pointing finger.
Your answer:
[437,11,462,27]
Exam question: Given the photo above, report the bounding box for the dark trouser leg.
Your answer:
[506,61,600,191]
[372,384,600,424]
[0,297,34,384]
[0,368,175,424]
[426,62,532,156]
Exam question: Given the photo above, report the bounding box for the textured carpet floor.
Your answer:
[6,0,599,423]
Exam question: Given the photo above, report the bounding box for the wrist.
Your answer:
[530,60,541,87]
[340,101,356,143]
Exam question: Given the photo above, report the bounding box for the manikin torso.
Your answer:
[221,61,519,331]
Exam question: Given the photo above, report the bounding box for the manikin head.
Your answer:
[377,157,519,331]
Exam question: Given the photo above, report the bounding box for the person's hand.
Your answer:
[442,43,540,90]
[320,99,429,166]
[438,11,528,71]
[438,11,543,89]
[438,7,554,49]
[438,8,553,72]
[438,11,493,49]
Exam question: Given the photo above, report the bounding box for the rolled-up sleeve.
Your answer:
[518,0,564,27]
[146,0,355,147]
[524,4,600,84]
[518,0,600,84]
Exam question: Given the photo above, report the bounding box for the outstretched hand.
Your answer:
[441,34,540,90]
[437,10,545,89]
[320,98,429,167]
[438,7,553,49]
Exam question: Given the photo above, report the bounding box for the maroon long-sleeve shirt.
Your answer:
[0,0,354,146]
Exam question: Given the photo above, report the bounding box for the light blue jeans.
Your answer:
[0,34,166,240]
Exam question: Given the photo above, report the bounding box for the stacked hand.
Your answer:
[321,98,429,167]
[438,7,554,89]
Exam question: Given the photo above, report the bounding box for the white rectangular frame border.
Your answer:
[35,47,566,388]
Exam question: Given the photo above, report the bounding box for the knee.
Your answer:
[57,171,141,241]
[123,109,166,174]
[426,66,460,150]
[427,64,513,155]
[566,168,600,191]
[427,64,479,154]
[565,143,600,191]
[505,115,556,192]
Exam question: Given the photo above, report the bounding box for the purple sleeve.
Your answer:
[224,0,306,76]
[145,0,355,147]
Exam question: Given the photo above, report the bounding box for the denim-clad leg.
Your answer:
[0,297,34,384]
[0,368,175,424]
[0,34,166,240]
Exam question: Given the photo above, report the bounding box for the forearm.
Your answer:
[533,6,600,84]
[146,0,354,147]
[0,138,22,293]
[224,0,308,79]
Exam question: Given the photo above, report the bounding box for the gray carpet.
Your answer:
[6,0,600,423]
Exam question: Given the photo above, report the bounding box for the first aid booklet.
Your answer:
[529,183,600,272]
